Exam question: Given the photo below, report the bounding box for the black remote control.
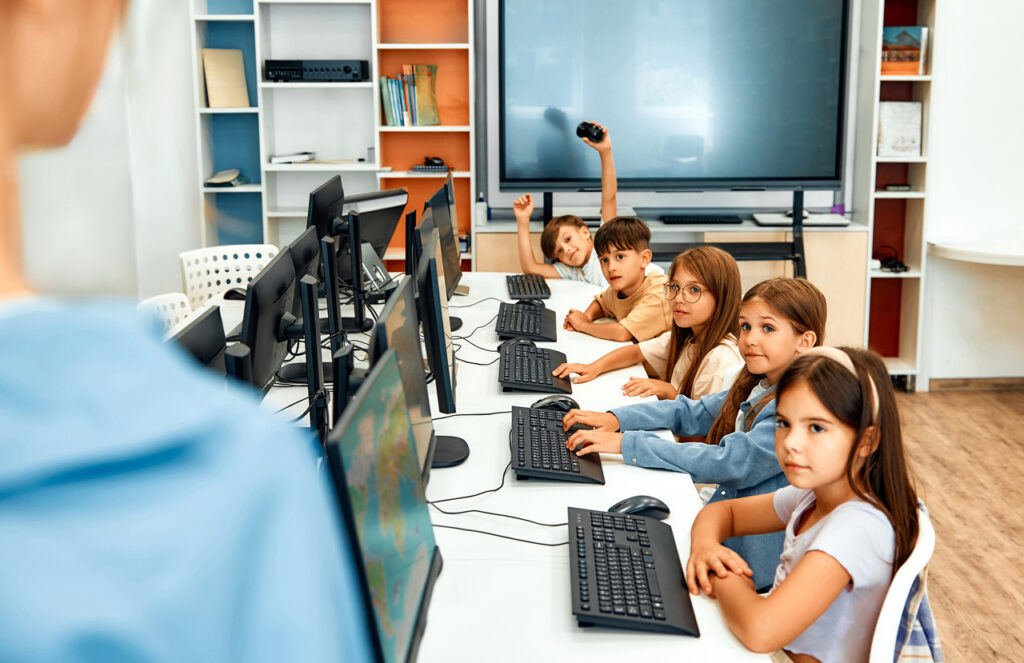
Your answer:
[576,121,605,143]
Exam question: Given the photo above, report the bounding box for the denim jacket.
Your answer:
[611,387,788,590]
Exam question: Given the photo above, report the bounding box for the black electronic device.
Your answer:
[422,174,463,299]
[330,341,354,426]
[334,189,407,285]
[223,287,247,301]
[264,59,369,83]
[495,301,557,342]
[505,273,551,300]
[224,342,252,385]
[509,406,603,484]
[531,394,579,412]
[297,274,330,442]
[499,342,572,394]
[659,214,744,225]
[575,121,605,143]
[278,226,326,384]
[607,495,671,521]
[404,210,419,281]
[416,229,457,414]
[324,349,444,663]
[568,507,700,636]
[170,305,227,373]
[238,247,297,393]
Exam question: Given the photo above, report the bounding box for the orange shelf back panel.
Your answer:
[378,50,470,126]
[868,279,902,357]
[872,199,907,257]
[379,176,472,252]
[380,132,471,172]
[379,0,468,44]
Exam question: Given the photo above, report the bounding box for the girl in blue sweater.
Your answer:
[562,277,827,589]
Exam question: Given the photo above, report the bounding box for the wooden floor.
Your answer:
[897,389,1024,659]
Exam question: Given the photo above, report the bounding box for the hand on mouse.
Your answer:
[566,429,622,457]
[621,377,676,400]
[562,409,619,432]
[552,361,600,383]
[685,540,754,597]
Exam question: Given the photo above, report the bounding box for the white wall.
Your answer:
[922,0,1024,380]
[17,0,199,299]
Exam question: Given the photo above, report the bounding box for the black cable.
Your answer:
[430,502,567,528]
[431,524,568,547]
[454,353,500,367]
[458,337,500,354]
[448,296,505,309]
[431,410,510,421]
[452,313,499,341]
[429,462,511,504]
[271,395,309,414]
[286,398,315,423]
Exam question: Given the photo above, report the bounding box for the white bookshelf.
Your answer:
[852,0,936,388]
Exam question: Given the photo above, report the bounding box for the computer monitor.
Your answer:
[422,175,461,298]
[325,349,443,663]
[416,230,456,414]
[306,175,346,245]
[170,305,226,373]
[279,225,324,383]
[239,246,297,393]
[337,189,409,284]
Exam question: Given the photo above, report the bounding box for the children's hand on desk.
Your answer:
[566,429,623,457]
[552,362,600,383]
[562,409,619,431]
[621,377,676,400]
[686,541,754,597]
[563,309,589,331]
[513,193,534,223]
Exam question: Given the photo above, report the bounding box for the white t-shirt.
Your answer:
[636,333,742,399]
[771,486,895,663]
[553,248,664,288]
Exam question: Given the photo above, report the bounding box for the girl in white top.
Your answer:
[686,347,922,663]
[552,246,743,401]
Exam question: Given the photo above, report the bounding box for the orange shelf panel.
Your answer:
[868,279,903,357]
[872,199,907,258]
[380,132,470,172]
[378,0,468,44]
[378,50,469,126]
[379,176,472,253]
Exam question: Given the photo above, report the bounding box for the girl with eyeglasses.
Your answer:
[552,246,744,401]
[562,277,828,590]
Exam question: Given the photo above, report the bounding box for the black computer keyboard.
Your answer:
[509,407,604,484]
[495,302,557,342]
[499,344,571,394]
[506,274,552,300]
[659,214,744,225]
[568,507,700,636]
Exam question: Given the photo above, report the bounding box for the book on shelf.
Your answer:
[881,26,929,76]
[378,65,441,127]
[270,151,315,164]
[202,49,250,108]
[877,101,922,157]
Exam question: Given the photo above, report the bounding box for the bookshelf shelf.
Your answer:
[378,125,471,132]
[203,185,263,193]
[194,14,256,21]
[199,107,259,114]
[259,0,370,4]
[870,269,923,279]
[883,357,918,376]
[376,43,470,50]
[880,75,932,82]
[873,190,926,199]
[876,155,927,163]
[259,81,373,89]
[263,162,382,172]
[381,170,471,178]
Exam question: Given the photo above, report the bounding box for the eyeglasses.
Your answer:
[663,282,707,303]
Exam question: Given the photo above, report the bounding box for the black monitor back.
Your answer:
[239,247,297,392]
[423,179,461,297]
[335,189,408,283]
[287,225,321,319]
[170,305,227,373]
[415,230,456,414]
[306,175,346,243]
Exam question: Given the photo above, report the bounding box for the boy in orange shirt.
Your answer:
[564,218,672,342]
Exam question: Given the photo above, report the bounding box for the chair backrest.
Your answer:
[869,505,936,662]
[137,292,191,333]
[179,244,278,310]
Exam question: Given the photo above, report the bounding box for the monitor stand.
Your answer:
[431,435,469,468]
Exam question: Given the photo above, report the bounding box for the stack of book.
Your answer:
[380,65,441,127]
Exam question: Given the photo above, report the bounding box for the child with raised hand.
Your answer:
[552,246,743,401]
[562,217,672,342]
[686,347,921,663]
[562,277,827,589]
[514,121,617,286]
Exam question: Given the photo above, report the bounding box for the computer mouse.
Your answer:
[518,299,546,308]
[607,495,670,521]
[531,394,580,412]
[223,287,247,301]
[499,337,536,352]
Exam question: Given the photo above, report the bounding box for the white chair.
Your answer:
[869,506,936,662]
[179,244,278,310]
[137,292,191,333]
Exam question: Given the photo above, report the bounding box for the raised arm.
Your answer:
[513,193,559,278]
[581,122,617,222]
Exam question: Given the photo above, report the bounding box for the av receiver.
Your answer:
[264,60,370,83]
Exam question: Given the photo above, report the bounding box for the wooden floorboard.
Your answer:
[897,390,1024,660]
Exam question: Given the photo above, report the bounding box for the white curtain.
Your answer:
[18,0,200,298]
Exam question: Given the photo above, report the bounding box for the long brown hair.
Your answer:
[663,247,741,398]
[777,348,920,572]
[706,278,827,445]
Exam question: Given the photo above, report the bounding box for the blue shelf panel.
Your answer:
[204,22,258,107]
[204,0,254,16]
[209,192,264,245]
[210,113,261,185]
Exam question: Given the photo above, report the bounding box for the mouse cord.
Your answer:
[428,462,511,504]
[430,502,567,528]
[457,337,500,354]
[431,410,510,421]
[448,296,505,309]
[452,313,499,341]
[432,524,568,547]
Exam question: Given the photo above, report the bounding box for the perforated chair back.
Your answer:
[137,292,191,333]
[179,244,279,309]
[869,505,936,662]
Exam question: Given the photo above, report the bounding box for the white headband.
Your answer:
[802,347,880,424]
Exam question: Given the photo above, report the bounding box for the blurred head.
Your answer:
[593,217,652,293]
[540,215,592,267]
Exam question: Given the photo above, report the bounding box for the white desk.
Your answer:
[418,273,764,662]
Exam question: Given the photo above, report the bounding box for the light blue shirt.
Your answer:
[0,300,374,662]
